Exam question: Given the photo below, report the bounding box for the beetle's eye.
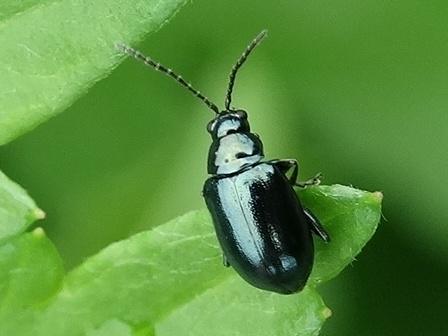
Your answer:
[236,110,248,119]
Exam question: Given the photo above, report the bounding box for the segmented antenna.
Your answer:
[117,43,220,114]
[224,30,268,111]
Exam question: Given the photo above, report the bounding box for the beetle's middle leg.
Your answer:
[271,159,321,187]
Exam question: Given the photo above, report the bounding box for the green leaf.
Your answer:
[0,228,64,335]
[0,0,188,145]
[156,281,329,336]
[0,229,64,312]
[0,1,47,21]
[0,171,63,334]
[0,170,45,242]
[301,185,383,284]
[19,184,380,336]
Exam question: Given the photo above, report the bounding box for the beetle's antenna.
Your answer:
[224,30,268,111]
[117,43,220,114]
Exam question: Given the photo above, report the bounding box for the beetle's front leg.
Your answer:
[295,172,322,188]
[271,159,299,184]
[271,159,321,187]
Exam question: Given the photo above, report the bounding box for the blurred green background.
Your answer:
[1,0,447,334]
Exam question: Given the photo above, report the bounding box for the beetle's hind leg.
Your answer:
[303,208,330,242]
[223,254,230,267]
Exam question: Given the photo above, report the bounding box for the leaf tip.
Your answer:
[33,207,46,220]
[32,227,46,238]
[371,191,383,202]
[322,306,332,319]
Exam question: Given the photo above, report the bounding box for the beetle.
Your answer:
[118,30,330,294]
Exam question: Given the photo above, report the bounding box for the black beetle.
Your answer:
[119,30,330,294]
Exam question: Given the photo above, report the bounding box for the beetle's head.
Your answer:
[206,110,264,175]
[207,110,250,139]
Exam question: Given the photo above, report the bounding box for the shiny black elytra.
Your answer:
[119,30,330,295]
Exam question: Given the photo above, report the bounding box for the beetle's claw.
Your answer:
[312,172,323,185]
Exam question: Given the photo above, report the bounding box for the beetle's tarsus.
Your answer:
[295,172,322,188]
[303,208,330,242]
